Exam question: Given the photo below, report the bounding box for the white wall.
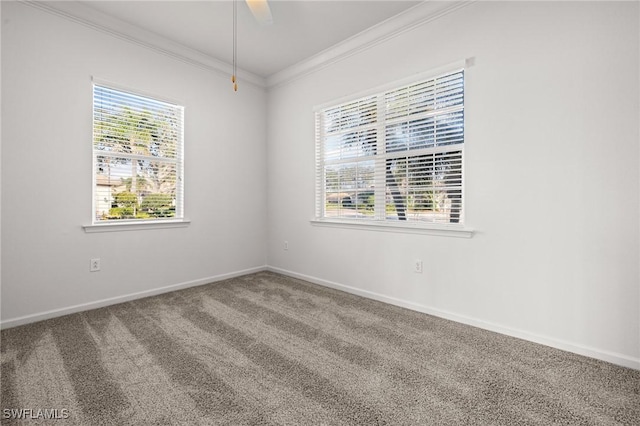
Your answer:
[266,1,640,368]
[1,2,267,323]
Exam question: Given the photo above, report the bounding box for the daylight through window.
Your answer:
[315,69,464,226]
[92,83,184,223]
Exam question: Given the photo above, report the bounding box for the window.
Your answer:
[92,83,184,224]
[315,69,464,227]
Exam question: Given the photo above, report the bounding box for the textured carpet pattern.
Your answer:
[1,272,639,425]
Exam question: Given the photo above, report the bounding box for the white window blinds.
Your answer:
[316,69,464,225]
[92,83,184,223]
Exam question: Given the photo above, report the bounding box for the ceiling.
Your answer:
[77,0,422,78]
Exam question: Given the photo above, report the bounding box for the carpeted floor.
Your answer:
[1,271,638,425]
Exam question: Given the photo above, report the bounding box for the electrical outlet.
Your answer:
[90,258,101,272]
[414,260,423,273]
[284,241,289,251]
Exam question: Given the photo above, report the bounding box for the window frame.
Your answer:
[85,78,188,233]
[312,61,473,238]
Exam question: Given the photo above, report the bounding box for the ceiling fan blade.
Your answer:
[245,0,273,25]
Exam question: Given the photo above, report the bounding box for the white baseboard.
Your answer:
[0,265,268,330]
[267,266,640,371]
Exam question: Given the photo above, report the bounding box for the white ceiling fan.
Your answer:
[245,0,273,25]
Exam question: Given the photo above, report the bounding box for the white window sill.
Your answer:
[83,219,191,233]
[310,218,473,238]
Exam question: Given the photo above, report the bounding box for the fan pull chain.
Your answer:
[232,0,238,92]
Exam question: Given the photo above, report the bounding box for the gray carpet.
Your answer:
[1,271,638,425]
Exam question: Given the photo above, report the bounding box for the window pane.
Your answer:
[435,110,464,146]
[94,156,178,221]
[386,117,436,152]
[386,110,463,153]
[323,97,377,134]
[324,161,375,219]
[385,71,464,120]
[93,86,181,159]
[385,151,462,223]
[324,128,377,161]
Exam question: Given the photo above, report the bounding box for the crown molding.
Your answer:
[21,1,473,91]
[266,0,475,89]
[21,0,267,89]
